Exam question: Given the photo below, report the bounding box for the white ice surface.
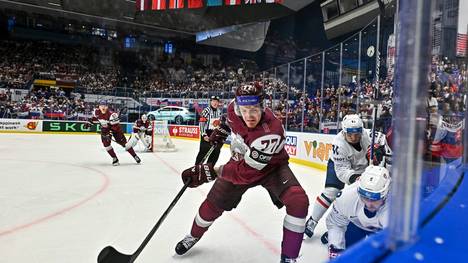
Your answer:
[0,134,329,263]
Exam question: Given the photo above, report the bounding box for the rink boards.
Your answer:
[0,118,334,171]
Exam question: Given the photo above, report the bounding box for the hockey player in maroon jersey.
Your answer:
[175,83,309,263]
[86,100,141,165]
[127,114,153,152]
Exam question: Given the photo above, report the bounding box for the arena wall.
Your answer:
[0,119,333,170]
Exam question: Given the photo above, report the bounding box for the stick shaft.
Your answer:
[129,144,216,262]
[130,181,190,262]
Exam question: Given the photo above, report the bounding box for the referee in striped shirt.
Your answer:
[195,96,223,165]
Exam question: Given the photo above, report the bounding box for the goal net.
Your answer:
[151,120,176,152]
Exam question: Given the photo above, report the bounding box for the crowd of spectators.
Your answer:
[1,39,465,136]
[126,52,259,99]
[261,73,394,133]
[428,57,466,120]
[0,40,121,93]
[0,40,260,98]
[0,88,95,120]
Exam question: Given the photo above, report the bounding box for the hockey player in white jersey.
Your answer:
[326,166,391,259]
[305,114,390,238]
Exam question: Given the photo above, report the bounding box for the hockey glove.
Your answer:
[367,144,386,166]
[328,245,344,259]
[181,163,217,188]
[84,119,95,129]
[209,123,231,145]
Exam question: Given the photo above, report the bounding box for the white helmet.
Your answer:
[358,166,391,201]
[141,114,148,122]
[341,114,363,134]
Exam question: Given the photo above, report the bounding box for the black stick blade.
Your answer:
[97,246,132,263]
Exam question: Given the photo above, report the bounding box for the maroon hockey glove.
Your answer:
[181,163,217,188]
[84,119,95,129]
[209,123,231,145]
[84,122,92,129]
[367,144,385,165]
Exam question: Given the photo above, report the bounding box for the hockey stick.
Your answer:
[97,145,217,263]
[370,98,379,161]
[370,14,381,161]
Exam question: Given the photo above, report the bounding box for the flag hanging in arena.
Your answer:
[244,0,282,4]
[225,0,241,5]
[151,0,166,10]
[456,33,467,57]
[136,0,151,11]
[207,0,222,6]
[138,0,282,11]
[188,0,204,8]
[169,0,184,9]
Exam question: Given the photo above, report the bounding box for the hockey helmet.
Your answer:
[342,114,363,134]
[358,166,391,201]
[235,82,264,107]
[98,99,109,106]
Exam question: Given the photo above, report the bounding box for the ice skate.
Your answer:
[175,235,200,255]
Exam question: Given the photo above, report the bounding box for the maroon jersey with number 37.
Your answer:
[220,101,289,185]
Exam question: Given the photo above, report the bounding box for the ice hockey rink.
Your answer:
[0,133,328,263]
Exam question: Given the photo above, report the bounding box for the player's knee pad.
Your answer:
[280,186,309,218]
[198,199,224,222]
[118,140,128,149]
[316,187,340,209]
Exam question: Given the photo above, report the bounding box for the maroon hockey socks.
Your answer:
[105,146,117,158]
[280,186,309,259]
[126,147,137,157]
[190,199,224,238]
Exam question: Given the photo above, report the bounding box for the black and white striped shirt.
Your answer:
[199,106,223,136]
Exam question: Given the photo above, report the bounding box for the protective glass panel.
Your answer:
[304,54,323,133]
[321,44,341,134]
[287,59,306,132]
